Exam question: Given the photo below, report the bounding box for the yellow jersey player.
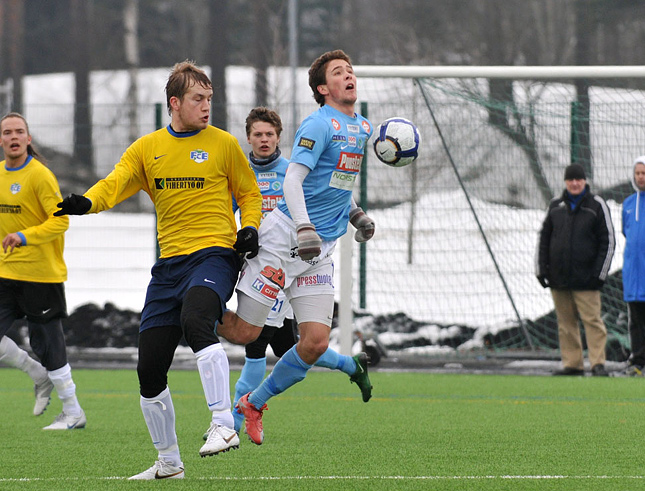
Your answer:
[0,112,85,430]
[55,61,262,480]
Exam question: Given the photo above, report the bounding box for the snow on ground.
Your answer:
[63,190,625,335]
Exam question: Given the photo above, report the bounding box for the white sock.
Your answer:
[140,387,182,466]
[0,336,48,383]
[195,344,234,428]
[48,364,82,416]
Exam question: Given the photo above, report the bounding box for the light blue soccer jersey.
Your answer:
[277,105,372,241]
[238,154,289,218]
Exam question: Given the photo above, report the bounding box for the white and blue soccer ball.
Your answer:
[372,117,421,168]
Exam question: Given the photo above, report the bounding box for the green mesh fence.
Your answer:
[16,70,645,361]
[352,74,645,360]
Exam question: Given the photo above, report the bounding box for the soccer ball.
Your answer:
[372,117,421,167]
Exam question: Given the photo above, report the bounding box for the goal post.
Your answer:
[340,65,645,361]
[354,65,645,79]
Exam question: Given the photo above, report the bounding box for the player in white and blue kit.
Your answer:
[230,107,296,432]
[218,50,376,445]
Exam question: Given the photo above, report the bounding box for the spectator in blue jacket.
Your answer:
[621,156,645,376]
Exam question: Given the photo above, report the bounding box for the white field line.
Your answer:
[1,475,645,482]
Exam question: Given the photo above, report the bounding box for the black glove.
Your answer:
[234,226,259,259]
[537,275,549,288]
[54,193,91,216]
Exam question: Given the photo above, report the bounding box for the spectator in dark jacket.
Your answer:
[621,156,645,376]
[536,163,615,376]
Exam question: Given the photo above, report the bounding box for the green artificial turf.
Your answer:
[1,367,645,490]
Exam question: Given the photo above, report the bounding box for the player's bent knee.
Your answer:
[231,322,263,345]
[218,292,271,345]
[310,339,330,359]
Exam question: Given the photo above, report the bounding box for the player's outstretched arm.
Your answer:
[54,194,92,216]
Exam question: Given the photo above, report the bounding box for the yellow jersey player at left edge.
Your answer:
[0,112,86,430]
[54,60,262,480]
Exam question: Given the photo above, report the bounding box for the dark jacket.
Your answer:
[536,185,615,290]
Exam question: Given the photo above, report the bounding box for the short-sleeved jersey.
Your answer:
[84,125,262,258]
[234,154,289,219]
[277,105,372,241]
[0,156,69,282]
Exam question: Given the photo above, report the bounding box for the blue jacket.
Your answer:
[622,161,645,302]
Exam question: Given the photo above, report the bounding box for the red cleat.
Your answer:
[235,393,267,445]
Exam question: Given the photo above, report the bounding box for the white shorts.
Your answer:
[236,209,336,325]
[265,290,294,328]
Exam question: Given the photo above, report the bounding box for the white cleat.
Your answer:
[33,377,54,416]
[128,459,185,480]
[42,409,86,430]
[199,423,239,457]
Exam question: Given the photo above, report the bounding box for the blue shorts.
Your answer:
[140,247,241,332]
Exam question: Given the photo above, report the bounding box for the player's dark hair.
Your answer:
[245,107,283,137]
[308,49,352,107]
[165,60,212,115]
[0,112,44,162]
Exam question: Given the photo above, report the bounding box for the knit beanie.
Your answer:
[564,163,586,180]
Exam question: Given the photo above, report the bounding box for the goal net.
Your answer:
[348,66,645,361]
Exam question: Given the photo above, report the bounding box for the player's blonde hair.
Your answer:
[165,60,212,115]
[308,49,352,107]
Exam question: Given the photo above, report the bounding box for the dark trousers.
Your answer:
[628,302,645,366]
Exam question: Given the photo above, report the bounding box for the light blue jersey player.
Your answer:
[229,106,373,435]
[218,51,376,445]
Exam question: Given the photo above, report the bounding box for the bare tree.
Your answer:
[208,0,228,130]
[253,2,270,107]
[572,0,593,180]
[70,0,93,170]
[0,1,4,81]
[124,0,139,143]
[5,0,25,113]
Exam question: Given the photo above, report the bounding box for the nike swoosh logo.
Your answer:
[154,154,167,160]
[155,469,183,479]
[41,308,52,315]
[204,278,216,284]
[208,400,222,407]
[223,433,237,443]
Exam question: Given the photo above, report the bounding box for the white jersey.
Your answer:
[236,153,294,327]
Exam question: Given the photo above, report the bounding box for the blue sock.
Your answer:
[314,348,357,375]
[249,346,312,408]
[233,357,266,432]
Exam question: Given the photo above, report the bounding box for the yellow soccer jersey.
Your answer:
[0,156,69,282]
[84,125,262,258]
